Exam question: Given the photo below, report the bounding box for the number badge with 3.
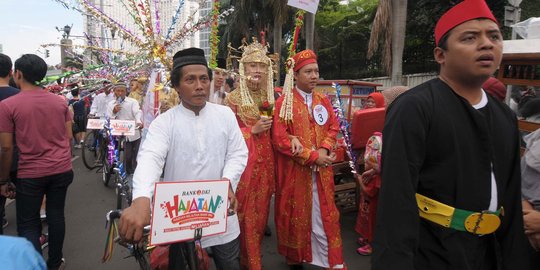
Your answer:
[313,104,329,126]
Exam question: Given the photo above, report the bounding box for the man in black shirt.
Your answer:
[68,89,87,148]
[0,54,19,100]
[0,53,19,233]
[372,1,530,269]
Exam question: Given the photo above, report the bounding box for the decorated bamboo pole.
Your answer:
[208,0,220,69]
[332,83,357,174]
[287,10,305,58]
[165,0,185,40]
[279,9,306,122]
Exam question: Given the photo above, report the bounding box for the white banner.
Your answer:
[287,0,320,14]
[87,119,136,136]
[86,119,105,130]
[109,120,136,136]
[150,180,230,245]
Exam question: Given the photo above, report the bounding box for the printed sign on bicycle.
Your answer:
[150,180,230,245]
[86,119,105,130]
[110,120,136,136]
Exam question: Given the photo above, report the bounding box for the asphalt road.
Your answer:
[4,152,371,269]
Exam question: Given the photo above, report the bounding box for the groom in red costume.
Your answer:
[272,50,346,270]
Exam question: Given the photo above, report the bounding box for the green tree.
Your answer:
[266,0,291,82]
[521,0,540,22]
[316,0,380,79]
[221,0,269,50]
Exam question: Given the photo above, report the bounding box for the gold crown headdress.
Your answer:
[237,38,275,107]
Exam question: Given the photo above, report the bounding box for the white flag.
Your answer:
[287,0,320,14]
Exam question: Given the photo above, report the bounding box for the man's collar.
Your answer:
[179,102,207,116]
[295,86,312,96]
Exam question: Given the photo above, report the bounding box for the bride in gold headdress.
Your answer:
[224,39,275,270]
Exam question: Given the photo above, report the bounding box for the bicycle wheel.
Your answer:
[81,132,98,170]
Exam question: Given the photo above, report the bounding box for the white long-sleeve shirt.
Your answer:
[90,92,115,117]
[106,97,142,142]
[132,102,248,248]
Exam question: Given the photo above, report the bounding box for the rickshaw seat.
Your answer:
[351,107,386,150]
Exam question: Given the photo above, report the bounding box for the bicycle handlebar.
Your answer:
[106,209,151,234]
[107,209,122,221]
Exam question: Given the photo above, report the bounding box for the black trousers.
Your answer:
[16,170,73,269]
[125,139,141,175]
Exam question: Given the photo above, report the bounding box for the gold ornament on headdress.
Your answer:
[238,38,275,107]
[279,58,295,122]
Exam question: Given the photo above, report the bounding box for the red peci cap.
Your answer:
[292,49,317,72]
[434,0,497,46]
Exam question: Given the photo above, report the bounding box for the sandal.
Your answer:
[357,237,368,246]
[356,244,372,256]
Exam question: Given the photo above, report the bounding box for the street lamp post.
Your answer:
[57,24,74,68]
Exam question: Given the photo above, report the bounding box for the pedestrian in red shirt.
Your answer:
[0,54,73,270]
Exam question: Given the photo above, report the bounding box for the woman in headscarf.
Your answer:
[354,91,386,256]
[364,92,385,109]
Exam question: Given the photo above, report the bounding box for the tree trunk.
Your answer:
[391,0,407,85]
[305,12,315,50]
[273,19,282,86]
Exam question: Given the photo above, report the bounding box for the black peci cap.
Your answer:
[172,48,208,70]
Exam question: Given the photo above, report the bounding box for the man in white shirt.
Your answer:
[209,58,228,105]
[106,83,143,175]
[119,48,248,270]
[89,81,115,118]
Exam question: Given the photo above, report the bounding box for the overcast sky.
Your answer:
[0,0,84,66]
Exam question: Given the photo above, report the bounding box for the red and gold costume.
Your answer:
[272,50,344,268]
[224,39,275,270]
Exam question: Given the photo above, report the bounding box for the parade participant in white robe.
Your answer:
[119,48,248,270]
[89,81,115,118]
[106,83,143,175]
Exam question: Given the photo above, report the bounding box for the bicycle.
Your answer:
[111,136,130,210]
[104,125,130,208]
[100,118,125,187]
[81,117,118,188]
[103,210,153,270]
[103,212,206,270]
[81,128,108,170]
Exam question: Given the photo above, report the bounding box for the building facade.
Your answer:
[198,0,212,58]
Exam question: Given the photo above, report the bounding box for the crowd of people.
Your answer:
[0,1,540,270]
